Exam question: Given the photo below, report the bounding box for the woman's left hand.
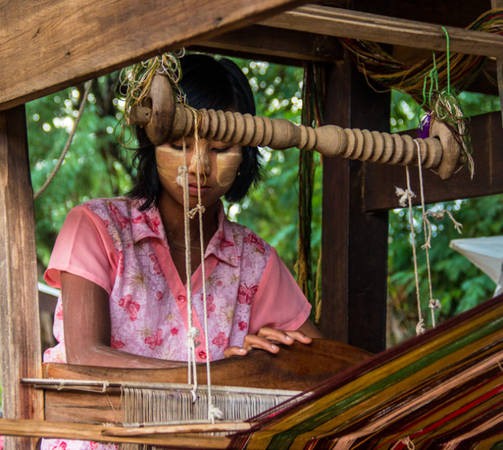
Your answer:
[223,320,321,358]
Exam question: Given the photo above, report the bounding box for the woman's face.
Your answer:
[155,137,242,209]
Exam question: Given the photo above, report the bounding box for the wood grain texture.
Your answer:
[363,111,503,211]
[320,55,388,353]
[194,25,341,64]
[0,107,43,449]
[261,5,503,58]
[0,419,230,448]
[38,339,370,424]
[493,0,503,126]
[0,0,302,110]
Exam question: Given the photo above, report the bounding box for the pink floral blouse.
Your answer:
[41,197,311,450]
[44,197,310,364]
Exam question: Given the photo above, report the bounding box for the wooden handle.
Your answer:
[129,74,461,179]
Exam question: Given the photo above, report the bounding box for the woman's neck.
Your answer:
[158,193,220,249]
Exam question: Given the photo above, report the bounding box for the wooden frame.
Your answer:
[0,1,502,447]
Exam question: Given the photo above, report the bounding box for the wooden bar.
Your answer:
[493,0,503,126]
[35,339,370,425]
[364,111,503,212]
[0,419,230,449]
[261,4,503,58]
[0,107,43,449]
[320,54,389,353]
[0,0,303,110]
[193,25,341,64]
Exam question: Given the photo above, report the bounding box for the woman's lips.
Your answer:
[188,184,210,195]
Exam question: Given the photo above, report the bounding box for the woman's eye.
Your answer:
[171,143,184,151]
[212,146,231,153]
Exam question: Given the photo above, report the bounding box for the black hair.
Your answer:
[129,54,261,209]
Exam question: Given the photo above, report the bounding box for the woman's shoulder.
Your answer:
[68,197,150,233]
[76,196,142,217]
[222,217,271,256]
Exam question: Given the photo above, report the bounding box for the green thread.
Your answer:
[441,26,451,95]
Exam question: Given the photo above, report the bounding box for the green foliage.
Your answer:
[28,74,134,272]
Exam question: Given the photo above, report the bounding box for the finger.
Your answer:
[223,346,248,358]
[257,327,296,345]
[285,330,313,344]
[243,334,281,353]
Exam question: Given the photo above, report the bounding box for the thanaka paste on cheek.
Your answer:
[215,152,242,187]
[155,146,186,185]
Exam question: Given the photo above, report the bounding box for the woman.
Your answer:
[42,53,320,449]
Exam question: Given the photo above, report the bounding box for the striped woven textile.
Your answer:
[231,295,503,449]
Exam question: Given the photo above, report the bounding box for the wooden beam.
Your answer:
[363,111,503,211]
[0,419,230,449]
[320,57,388,353]
[0,0,303,110]
[261,5,503,58]
[193,25,341,64]
[0,107,43,449]
[492,0,503,126]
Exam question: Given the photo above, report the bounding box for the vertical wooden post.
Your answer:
[492,0,503,126]
[0,106,43,449]
[320,55,389,353]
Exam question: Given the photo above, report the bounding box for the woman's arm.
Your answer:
[223,319,322,358]
[61,272,184,369]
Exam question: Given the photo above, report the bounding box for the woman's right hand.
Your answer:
[223,321,320,358]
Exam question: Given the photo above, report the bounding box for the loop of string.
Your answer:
[396,139,463,334]
[179,109,221,422]
[415,140,438,328]
[402,163,425,335]
[193,111,222,422]
[179,138,198,397]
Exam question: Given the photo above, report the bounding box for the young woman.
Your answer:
[41,53,320,449]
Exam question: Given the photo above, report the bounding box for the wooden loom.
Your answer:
[0,67,483,448]
[2,295,500,448]
[1,1,503,449]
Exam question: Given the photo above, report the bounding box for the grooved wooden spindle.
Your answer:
[129,74,461,179]
[169,105,444,170]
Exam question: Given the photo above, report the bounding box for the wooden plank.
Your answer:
[193,25,341,64]
[40,339,370,390]
[363,111,503,211]
[0,107,43,449]
[36,339,370,425]
[261,5,503,58]
[493,0,503,126]
[0,0,303,110]
[0,419,230,448]
[320,55,388,353]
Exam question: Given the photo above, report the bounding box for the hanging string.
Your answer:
[177,136,199,399]
[402,165,425,335]
[191,111,222,423]
[414,141,440,328]
[34,80,93,200]
[341,8,503,101]
[441,26,452,95]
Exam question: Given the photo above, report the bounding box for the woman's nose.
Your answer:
[188,143,210,176]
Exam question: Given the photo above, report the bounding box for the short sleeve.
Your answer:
[249,248,312,333]
[44,205,117,294]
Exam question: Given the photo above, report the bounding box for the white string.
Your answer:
[404,164,425,335]
[179,138,198,396]
[414,140,438,328]
[192,114,222,423]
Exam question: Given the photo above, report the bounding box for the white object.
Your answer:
[450,236,503,296]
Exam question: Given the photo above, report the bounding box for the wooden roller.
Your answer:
[129,74,462,179]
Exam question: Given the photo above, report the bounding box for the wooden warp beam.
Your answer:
[129,74,463,180]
